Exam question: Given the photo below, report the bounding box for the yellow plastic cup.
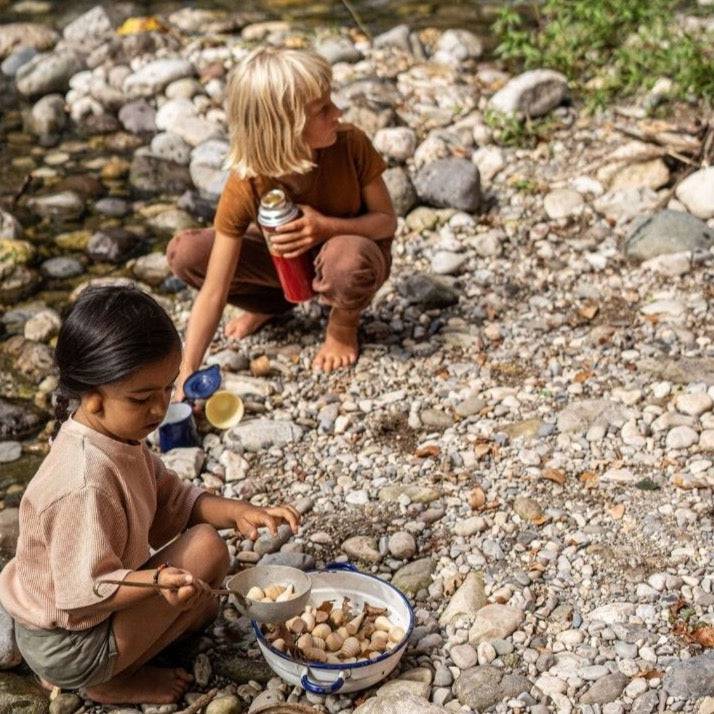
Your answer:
[205,390,244,430]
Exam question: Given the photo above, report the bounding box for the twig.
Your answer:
[176,688,218,714]
[11,174,31,206]
[340,0,372,40]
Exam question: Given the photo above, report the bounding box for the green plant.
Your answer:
[484,107,555,147]
[493,0,714,106]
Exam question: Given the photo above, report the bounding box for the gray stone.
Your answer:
[41,256,83,279]
[513,496,544,523]
[666,425,699,450]
[383,166,417,216]
[151,132,191,165]
[123,58,196,97]
[160,447,205,481]
[403,274,458,309]
[16,51,82,96]
[87,228,142,264]
[94,197,129,217]
[1,47,37,77]
[354,692,448,714]
[431,251,466,275]
[373,25,412,53]
[29,93,66,138]
[420,409,453,429]
[0,398,45,440]
[28,191,84,221]
[0,22,57,60]
[585,602,636,624]
[557,399,630,434]
[581,672,629,704]
[632,690,659,714]
[489,69,568,117]
[388,531,416,559]
[455,397,486,417]
[62,5,114,43]
[454,666,530,710]
[664,652,714,698]
[450,643,477,669]
[440,572,487,625]
[0,602,21,669]
[433,29,483,66]
[343,535,382,564]
[48,692,81,714]
[625,210,714,260]
[130,154,193,195]
[118,100,157,134]
[392,558,434,594]
[414,158,481,212]
[316,36,362,64]
[0,441,21,463]
[374,127,417,161]
[675,166,714,219]
[544,188,583,219]
[132,252,170,287]
[0,210,23,240]
[469,604,524,645]
[225,419,303,452]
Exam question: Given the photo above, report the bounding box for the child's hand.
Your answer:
[231,503,301,539]
[271,205,329,258]
[156,567,210,610]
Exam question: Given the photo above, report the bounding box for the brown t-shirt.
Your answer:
[214,123,387,240]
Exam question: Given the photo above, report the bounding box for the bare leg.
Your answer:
[84,524,229,705]
[224,310,273,339]
[313,308,360,372]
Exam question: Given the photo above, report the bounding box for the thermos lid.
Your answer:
[183,364,221,400]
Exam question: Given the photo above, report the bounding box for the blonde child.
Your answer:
[167,46,397,398]
[0,286,299,705]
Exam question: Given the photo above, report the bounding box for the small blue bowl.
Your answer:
[183,364,221,400]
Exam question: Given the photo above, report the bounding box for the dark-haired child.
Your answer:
[0,286,299,705]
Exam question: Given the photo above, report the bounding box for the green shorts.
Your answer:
[15,617,117,690]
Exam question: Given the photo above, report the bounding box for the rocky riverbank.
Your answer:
[1,3,714,713]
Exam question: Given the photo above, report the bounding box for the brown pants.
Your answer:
[166,227,392,315]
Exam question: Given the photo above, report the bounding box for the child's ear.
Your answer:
[84,392,104,415]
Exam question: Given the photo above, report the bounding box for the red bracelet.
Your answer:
[153,562,171,585]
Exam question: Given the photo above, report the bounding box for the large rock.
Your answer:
[354,693,448,714]
[625,210,714,260]
[29,94,66,139]
[454,666,530,711]
[342,536,382,564]
[468,604,524,644]
[383,166,417,216]
[225,419,303,452]
[190,139,230,201]
[123,58,196,97]
[15,51,83,96]
[414,158,481,212]
[489,69,568,117]
[0,672,48,714]
[62,5,114,43]
[160,447,205,481]
[129,154,193,195]
[392,558,434,594]
[675,166,714,219]
[439,572,487,625]
[0,23,58,59]
[664,652,714,698]
[581,673,629,704]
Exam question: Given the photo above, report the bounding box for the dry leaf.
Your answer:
[468,486,486,510]
[635,669,664,680]
[580,471,598,488]
[578,301,599,321]
[574,370,592,383]
[542,468,566,485]
[117,16,166,35]
[693,627,714,648]
[250,355,271,377]
[416,444,441,458]
[609,504,625,520]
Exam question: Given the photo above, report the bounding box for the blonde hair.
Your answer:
[225,46,333,179]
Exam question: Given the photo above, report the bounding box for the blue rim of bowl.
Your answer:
[251,568,415,671]
[183,364,221,400]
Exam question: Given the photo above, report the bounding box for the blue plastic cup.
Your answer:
[159,402,199,452]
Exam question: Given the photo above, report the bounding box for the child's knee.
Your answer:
[186,524,229,582]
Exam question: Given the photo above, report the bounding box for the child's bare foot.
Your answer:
[84,666,192,705]
[224,311,272,339]
[313,308,360,372]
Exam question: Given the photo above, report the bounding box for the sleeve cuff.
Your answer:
[56,568,133,610]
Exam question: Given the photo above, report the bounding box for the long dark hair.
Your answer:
[52,285,181,437]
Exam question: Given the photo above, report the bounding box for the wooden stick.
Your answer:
[176,688,218,714]
[340,0,372,39]
[93,579,231,597]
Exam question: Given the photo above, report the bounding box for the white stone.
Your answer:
[666,425,699,450]
[585,602,636,624]
[373,127,417,161]
[489,69,568,117]
[676,393,713,417]
[471,146,504,184]
[544,189,584,219]
[675,166,714,219]
[124,58,195,98]
[161,447,205,480]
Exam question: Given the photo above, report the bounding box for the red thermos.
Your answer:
[257,189,315,303]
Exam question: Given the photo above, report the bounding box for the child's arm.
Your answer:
[176,231,243,400]
[188,493,300,540]
[269,176,397,259]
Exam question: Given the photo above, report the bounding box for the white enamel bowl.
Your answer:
[253,563,414,695]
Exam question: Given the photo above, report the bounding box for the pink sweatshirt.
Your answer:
[0,417,204,630]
